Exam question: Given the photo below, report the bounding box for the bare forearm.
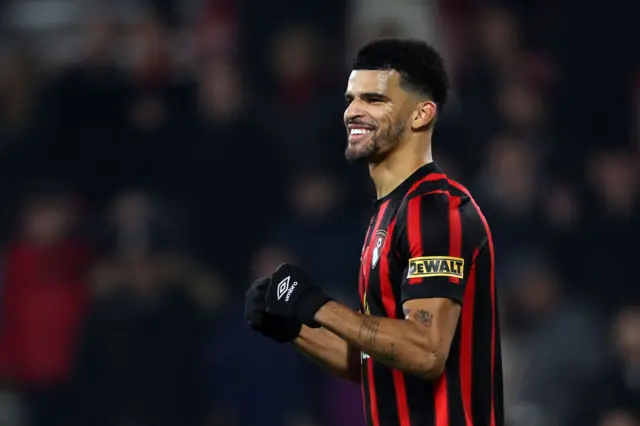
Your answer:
[292,325,361,383]
[313,301,442,380]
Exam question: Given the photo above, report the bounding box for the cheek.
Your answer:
[380,111,400,132]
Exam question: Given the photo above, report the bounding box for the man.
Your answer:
[245,38,503,426]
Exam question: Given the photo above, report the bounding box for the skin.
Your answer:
[292,69,461,382]
[343,69,436,198]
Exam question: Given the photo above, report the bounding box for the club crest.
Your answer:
[371,229,387,269]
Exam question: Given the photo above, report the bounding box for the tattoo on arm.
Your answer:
[357,316,397,363]
[358,316,381,346]
[412,309,433,326]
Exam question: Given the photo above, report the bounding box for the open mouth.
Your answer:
[347,125,376,143]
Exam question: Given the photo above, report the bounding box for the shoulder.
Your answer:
[397,173,469,219]
[395,174,488,240]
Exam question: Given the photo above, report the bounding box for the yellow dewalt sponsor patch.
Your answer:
[407,256,464,280]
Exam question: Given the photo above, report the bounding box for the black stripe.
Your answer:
[470,244,493,423]
[395,178,448,257]
[371,361,399,425]
[409,178,449,197]
[362,361,372,426]
[404,373,436,426]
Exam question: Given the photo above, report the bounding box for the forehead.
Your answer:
[346,70,402,95]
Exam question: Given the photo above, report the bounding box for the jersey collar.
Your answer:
[374,162,442,207]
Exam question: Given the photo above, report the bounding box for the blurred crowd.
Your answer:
[0,0,638,425]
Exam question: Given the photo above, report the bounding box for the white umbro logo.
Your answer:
[276,276,290,300]
[276,276,298,302]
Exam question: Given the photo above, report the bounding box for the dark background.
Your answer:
[0,0,638,425]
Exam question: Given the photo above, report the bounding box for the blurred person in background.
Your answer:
[174,55,287,285]
[246,38,503,426]
[207,245,323,426]
[98,190,189,257]
[473,135,542,260]
[0,46,50,240]
[121,11,192,194]
[40,13,128,201]
[0,184,91,426]
[501,255,607,426]
[68,190,224,426]
[250,171,365,424]
[572,305,640,426]
[261,23,342,168]
[597,410,640,426]
[261,170,362,307]
[581,149,639,311]
[454,6,523,163]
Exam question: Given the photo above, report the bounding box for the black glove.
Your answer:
[245,277,301,343]
[265,263,332,327]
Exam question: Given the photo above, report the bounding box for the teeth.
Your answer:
[350,128,371,135]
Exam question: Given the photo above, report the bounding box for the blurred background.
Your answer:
[0,0,638,425]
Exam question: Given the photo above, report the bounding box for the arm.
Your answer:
[291,325,361,383]
[313,297,460,380]
[314,192,475,380]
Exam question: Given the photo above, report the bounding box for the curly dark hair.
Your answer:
[352,38,450,108]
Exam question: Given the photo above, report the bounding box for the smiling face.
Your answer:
[343,70,416,164]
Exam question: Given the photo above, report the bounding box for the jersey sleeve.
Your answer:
[397,192,473,304]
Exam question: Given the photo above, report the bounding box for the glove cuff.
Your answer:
[273,322,302,343]
[296,286,332,327]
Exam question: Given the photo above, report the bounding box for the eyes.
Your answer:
[344,94,389,107]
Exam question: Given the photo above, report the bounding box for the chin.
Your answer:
[344,152,369,164]
[344,147,382,164]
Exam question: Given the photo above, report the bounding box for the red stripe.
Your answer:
[448,196,463,284]
[363,200,390,426]
[448,180,497,426]
[434,374,449,426]
[460,247,480,426]
[486,222,497,426]
[392,370,410,426]
[405,189,449,285]
[379,220,411,426]
[406,196,422,285]
[406,172,447,196]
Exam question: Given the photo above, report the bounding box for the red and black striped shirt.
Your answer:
[358,162,503,426]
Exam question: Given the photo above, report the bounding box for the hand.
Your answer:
[265,263,332,327]
[245,277,301,343]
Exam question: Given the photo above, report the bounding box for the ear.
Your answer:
[411,101,437,130]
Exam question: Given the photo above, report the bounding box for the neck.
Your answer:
[369,136,433,199]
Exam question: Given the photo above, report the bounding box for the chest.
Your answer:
[358,204,405,316]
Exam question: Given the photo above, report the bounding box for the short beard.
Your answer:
[344,120,407,164]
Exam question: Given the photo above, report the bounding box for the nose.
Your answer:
[344,98,364,123]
